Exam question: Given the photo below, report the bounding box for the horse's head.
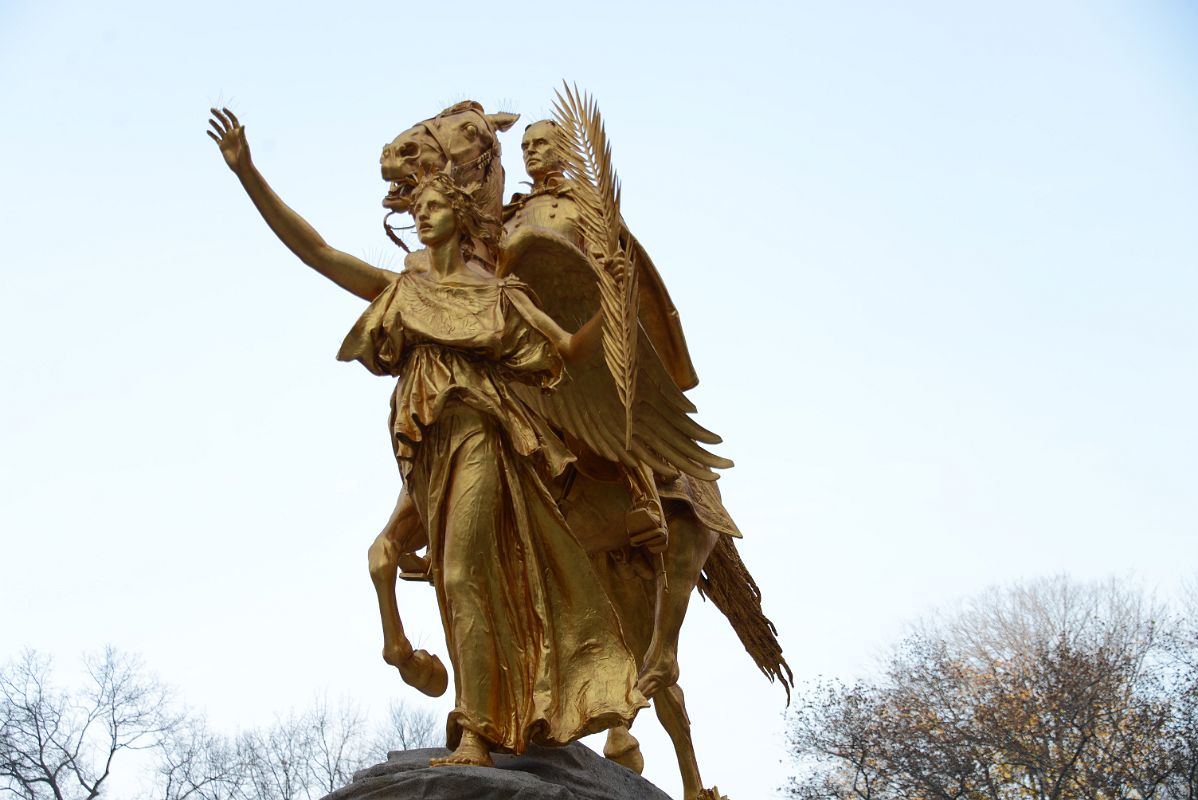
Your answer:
[380,101,519,216]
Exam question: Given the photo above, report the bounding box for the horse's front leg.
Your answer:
[368,489,447,697]
[637,506,718,699]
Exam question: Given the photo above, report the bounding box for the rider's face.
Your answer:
[413,188,457,247]
[521,122,561,182]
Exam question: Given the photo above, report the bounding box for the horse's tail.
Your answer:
[697,534,793,703]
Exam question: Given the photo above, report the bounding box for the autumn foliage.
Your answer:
[787,578,1198,800]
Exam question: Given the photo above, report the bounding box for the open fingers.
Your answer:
[206,130,221,145]
[210,107,232,131]
[223,107,241,128]
[208,118,228,140]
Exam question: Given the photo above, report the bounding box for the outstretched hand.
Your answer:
[207,107,251,174]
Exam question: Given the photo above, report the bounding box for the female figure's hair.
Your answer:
[411,169,501,267]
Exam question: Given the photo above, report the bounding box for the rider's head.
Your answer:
[521,120,564,185]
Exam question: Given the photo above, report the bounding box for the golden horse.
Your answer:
[368,101,792,800]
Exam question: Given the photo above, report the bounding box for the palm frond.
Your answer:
[552,82,639,448]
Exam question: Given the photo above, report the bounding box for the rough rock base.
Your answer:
[319,741,673,800]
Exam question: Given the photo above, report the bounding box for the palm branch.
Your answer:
[552,83,639,448]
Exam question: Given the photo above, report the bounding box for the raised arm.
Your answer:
[207,107,396,301]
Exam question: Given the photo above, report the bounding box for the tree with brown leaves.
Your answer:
[787,577,1198,800]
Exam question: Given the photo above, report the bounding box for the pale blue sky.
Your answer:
[2,2,1197,797]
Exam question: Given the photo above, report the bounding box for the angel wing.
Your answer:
[620,229,699,393]
[500,225,731,481]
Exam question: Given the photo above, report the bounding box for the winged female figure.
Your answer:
[205,104,741,771]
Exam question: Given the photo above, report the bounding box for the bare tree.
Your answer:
[305,697,371,796]
[152,696,441,800]
[787,577,1198,800]
[153,717,246,800]
[0,646,442,800]
[0,647,176,800]
[240,709,316,800]
[367,700,441,759]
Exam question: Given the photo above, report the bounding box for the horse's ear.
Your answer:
[487,112,520,132]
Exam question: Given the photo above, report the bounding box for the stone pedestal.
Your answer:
[320,742,674,800]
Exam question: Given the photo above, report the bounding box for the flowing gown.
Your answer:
[337,269,646,752]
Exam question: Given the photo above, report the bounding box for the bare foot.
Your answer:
[637,647,680,698]
[429,730,494,768]
[603,725,644,774]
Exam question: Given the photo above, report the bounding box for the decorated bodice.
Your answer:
[337,270,570,472]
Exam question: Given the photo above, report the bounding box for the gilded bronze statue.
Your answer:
[207,88,790,800]
[500,107,794,799]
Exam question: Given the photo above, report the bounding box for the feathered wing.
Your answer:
[501,227,731,481]
[619,227,700,392]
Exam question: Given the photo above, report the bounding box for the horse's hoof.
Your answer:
[603,727,644,775]
[398,649,448,697]
[695,788,728,800]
